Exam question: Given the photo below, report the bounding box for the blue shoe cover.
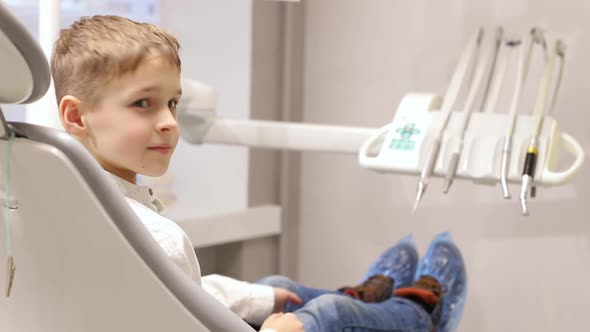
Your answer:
[415,232,467,332]
[362,234,419,289]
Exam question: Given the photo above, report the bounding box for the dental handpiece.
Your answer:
[520,138,538,215]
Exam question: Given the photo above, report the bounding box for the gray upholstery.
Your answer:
[7,122,256,332]
[0,3,50,104]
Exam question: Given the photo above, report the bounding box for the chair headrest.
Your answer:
[0,3,50,105]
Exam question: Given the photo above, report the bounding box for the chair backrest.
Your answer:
[0,4,255,331]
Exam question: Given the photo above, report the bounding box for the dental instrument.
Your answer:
[443,30,499,193]
[528,38,566,199]
[520,40,566,215]
[482,35,521,114]
[413,28,484,211]
[530,37,567,199]
[501,28,548,199]
[478,27,504,113]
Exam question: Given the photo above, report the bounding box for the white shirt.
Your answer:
[107,173,275,326]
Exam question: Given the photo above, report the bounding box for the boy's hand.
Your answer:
[273,287,302,313]
[260,313,304,332]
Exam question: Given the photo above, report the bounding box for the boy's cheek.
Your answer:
[97,129,147,159]
[125,122,151,141]
[171,132,180,149]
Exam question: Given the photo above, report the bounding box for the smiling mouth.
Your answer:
[147,146,172,154]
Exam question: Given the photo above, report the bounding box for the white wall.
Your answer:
[160,0,283,281]
[159,0,252,220]
[292,1,590,331]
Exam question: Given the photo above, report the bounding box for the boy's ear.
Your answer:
[59,95,86,138]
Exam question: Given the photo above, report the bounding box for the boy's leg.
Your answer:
[291,232,465,332]
[294,293,434,332]
[256,275,338,312]
[257,234,420,309]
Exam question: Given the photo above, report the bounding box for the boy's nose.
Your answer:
[155,108,178,132]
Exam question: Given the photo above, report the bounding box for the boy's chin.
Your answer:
[140,166,169,178]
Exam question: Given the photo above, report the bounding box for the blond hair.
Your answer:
[51,15,181,106]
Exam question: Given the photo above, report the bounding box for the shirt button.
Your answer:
[149,188,153,196]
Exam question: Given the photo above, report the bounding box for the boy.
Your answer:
[51,15,466,332]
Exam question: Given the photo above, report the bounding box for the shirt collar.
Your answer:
[105,171,165,213]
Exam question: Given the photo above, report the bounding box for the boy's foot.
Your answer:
[338,234,419,303]
[362,234,420,288]
[394,275,446,324]
[339,274,394,303]
[397,232,467,332]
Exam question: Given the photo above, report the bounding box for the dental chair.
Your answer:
[0,5,255,332]
[1,1,585,330]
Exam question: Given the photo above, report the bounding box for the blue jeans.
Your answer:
[257,275,433,332]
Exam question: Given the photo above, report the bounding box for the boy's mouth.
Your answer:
[147,145,172,154]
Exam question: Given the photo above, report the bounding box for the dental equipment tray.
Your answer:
[359,94,584,187]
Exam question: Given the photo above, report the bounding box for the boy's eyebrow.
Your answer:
[130,85,182,96]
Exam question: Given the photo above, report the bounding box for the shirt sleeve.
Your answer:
[201,274,275,326]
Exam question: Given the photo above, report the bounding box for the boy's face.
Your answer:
[79,55,182,183]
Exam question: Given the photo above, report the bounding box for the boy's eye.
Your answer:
[168,100,178,109]
[133,99,150,108]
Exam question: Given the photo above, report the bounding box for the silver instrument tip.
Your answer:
[520,175,532,216]
[500,141,512,200]
[520,197,529,216]
[443,179,453,194]
[412,182,426,213]
[443,153,460,195]
[501,178,512,199]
